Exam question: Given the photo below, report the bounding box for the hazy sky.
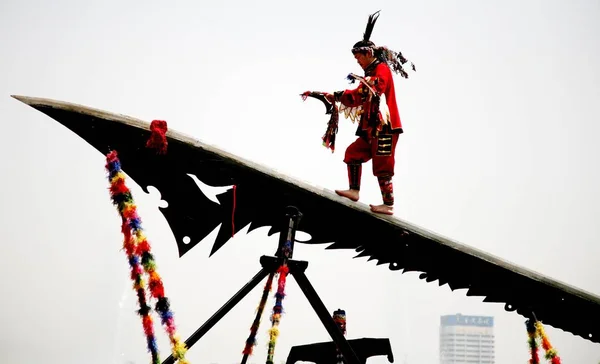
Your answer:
[1,0,600,363]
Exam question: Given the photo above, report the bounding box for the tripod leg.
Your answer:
[291,271,362,364]
[162,268,271,364]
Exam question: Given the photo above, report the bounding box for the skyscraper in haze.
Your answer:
[439,313,495,364]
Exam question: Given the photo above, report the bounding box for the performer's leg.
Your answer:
[347,162,362,191]
[369,134,399,215]
[335,137,371,202]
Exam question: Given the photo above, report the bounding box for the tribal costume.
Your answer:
[332,11,415,210]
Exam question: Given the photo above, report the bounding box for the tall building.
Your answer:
[439,313,495,364]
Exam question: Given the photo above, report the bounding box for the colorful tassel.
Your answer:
[535,321,562,364]
[265,264,290,364]
[526,319,539,364]
[525,318,562,364]
[107,152,160,364]
[106,150,190,364]
[242,273,275,357]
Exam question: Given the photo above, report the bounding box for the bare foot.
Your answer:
[335,189,359,202]
[370,204,394,215]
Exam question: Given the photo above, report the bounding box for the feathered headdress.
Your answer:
[351,10,416,79]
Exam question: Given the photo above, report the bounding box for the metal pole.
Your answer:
[276,206,302,260]
[161,268,270,364]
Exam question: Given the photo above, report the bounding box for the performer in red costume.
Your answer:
[325,11,415,215]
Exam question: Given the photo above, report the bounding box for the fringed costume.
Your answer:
[332,11,415,210]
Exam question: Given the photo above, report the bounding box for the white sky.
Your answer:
[1,0,600,363]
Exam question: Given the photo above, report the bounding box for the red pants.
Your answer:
[343,134,399,177]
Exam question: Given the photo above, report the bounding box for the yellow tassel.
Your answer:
[136,230,146,241]
[269,327,279,339]
[110,171,126,184]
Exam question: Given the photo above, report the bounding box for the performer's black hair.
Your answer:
[350,10,417,79]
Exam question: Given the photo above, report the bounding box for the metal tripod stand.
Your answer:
[162,206,360,364]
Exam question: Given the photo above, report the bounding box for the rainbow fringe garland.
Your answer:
[240,263,289,364]
[526,319,539,364]
[264,238,295,364]
[525,319,561,364]
[535,321,561,364]
[106,150,190,364]
[265,264,290,364]
[242,273,275,356]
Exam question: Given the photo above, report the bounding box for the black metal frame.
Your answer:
[162,206,361,364]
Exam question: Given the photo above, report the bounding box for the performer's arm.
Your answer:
[333,87,362,107]
[331,66,391,105]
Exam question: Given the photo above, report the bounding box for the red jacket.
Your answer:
[338,61,402,135]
